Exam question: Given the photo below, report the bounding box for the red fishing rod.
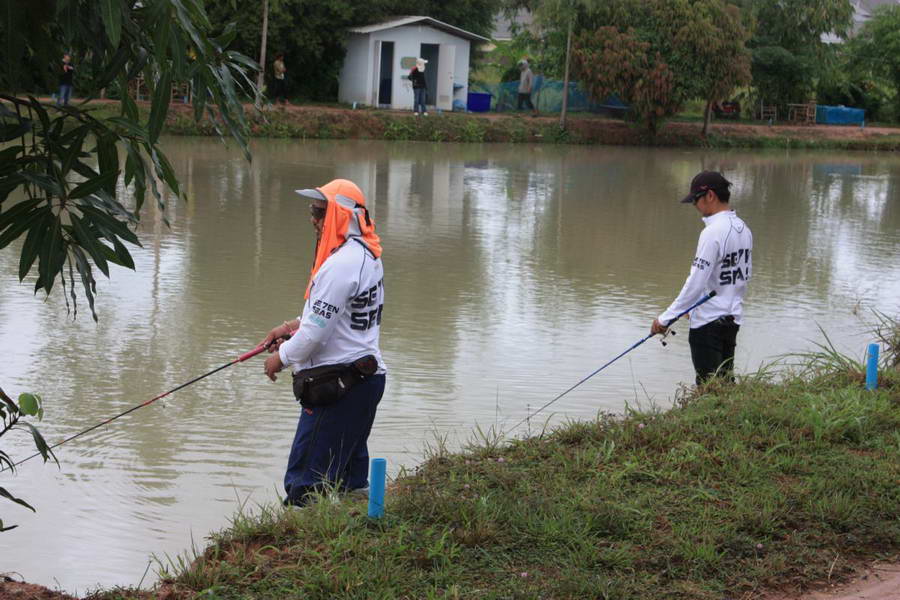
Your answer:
[3,331,294,472]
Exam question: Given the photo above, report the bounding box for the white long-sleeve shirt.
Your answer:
[659,210,753,328]
[519,68,533,93]
[279,240,386,373]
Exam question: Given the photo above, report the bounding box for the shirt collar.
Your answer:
[702,209,735,225]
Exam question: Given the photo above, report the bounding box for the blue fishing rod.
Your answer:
[504,291,717,435]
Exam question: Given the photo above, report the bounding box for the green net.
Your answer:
[469,78,628,114]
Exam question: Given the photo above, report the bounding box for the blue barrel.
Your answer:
[467,92,492,113]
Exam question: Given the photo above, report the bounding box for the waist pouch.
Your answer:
[292,355,378,408]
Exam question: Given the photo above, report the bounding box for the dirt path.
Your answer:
[3,564,900,599]
[765,564,900,600]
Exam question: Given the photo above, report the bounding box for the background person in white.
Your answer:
[651,171,753,384]
[260,179,386,507]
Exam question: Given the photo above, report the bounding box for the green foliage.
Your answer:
[0,388,56,532]
[571,0,750,135]
[741,0,854,107]
[0,0,257,321]
[742,0,853,51]
[459,119,486,143]
[750,45,817,107]
[815,45,893,122]
[847,5,900,120]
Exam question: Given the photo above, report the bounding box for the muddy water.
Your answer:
[0,139,898,594]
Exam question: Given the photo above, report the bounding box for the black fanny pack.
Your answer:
[292,355,378,408]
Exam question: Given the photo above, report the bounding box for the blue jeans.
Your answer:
[57,84,73,106]
[284,373,385,505]
[413,88,427,114]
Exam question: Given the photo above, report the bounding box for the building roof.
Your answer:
[348,16,490,43]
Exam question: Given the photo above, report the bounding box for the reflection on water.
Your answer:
[0,139,898,593]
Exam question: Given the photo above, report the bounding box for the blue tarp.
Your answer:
[816,105,865,125]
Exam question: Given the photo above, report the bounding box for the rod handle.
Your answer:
[237,331,294,363]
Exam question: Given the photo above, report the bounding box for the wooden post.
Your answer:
[702,98,712,136]
[255,0,269,108]
[560,17,573,129]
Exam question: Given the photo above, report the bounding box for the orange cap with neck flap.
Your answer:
[294,179,382,299]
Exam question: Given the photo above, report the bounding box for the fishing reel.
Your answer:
[659,327,677,347]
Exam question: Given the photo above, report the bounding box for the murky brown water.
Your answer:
[1,138,898,594]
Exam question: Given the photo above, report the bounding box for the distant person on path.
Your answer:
[260,178,386,507]
[651,171,753,385]
[57,54,75,106]
[410,58,428,116]
[272,53,287,104]
[517,59,537,116]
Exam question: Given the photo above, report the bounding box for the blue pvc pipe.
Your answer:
[368,458,386,518]
[866,343,879,390]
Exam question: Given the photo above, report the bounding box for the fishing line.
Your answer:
[502,292,717,436]
[3,332,294,472]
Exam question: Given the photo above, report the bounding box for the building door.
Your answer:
[436,44,456,111]
[378,41,394,106]
[419,43,439,107]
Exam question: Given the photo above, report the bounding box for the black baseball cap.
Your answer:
[680,171,731,203]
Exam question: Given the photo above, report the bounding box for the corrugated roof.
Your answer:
[348,16,490,43]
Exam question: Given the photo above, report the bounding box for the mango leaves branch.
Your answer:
[0,0,258,320]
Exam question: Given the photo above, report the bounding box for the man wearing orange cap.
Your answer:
[260,179,386,507]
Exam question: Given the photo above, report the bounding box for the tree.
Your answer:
[1,0,256,320]
[573,26,678,134]
[1,0,256,526]
[693,1,752,135]
[848,5,900,121]
[740,0,853,107]
[570,0,751,135]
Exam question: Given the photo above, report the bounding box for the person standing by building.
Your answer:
[651,171,753,385]
[409,58,428,116]
[272,53,287,105]
[57,54,75,106]
[517,59,537,116]
[260,178,386,507]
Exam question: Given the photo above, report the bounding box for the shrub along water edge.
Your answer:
[80,102,900,152]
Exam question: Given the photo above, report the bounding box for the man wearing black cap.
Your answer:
[651,171,753,385]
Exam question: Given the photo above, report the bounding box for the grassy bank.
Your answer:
[91,349,900,600]
[83,102,900,151]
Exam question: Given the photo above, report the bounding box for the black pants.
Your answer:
[272,78,286,102]
[517,92,534,110]
[688,318,740,385]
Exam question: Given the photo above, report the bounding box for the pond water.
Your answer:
[0,138,898,594]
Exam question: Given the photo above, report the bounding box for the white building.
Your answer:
[338,16,489,112]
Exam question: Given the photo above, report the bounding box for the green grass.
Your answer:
[89,349,900,599]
